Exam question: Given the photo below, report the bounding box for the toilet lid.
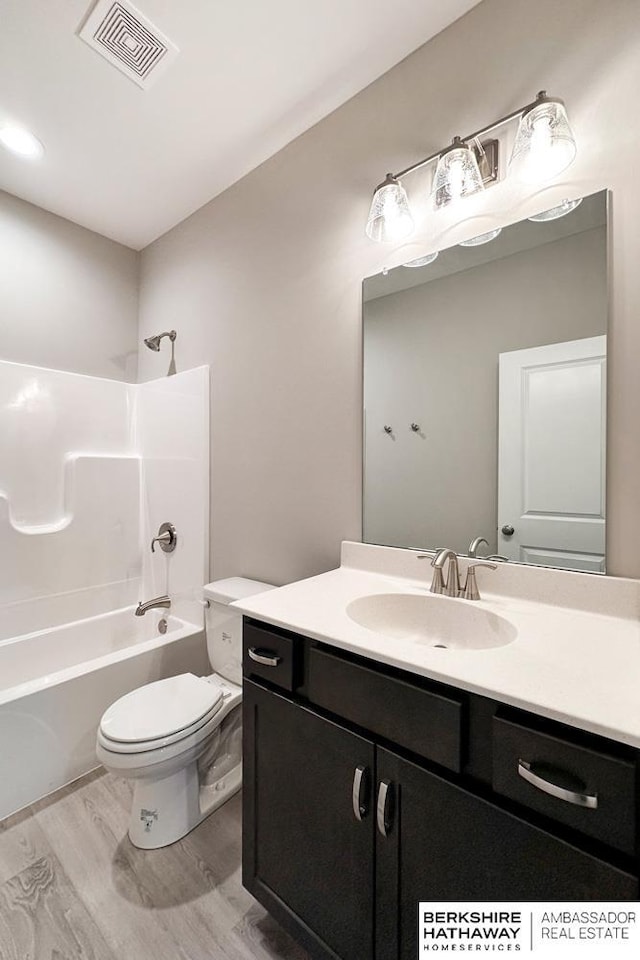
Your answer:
[100,674,224,743]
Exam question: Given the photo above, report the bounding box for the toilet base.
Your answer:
[128,760,242,849]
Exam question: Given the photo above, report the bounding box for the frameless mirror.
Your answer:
[362,190,608,572]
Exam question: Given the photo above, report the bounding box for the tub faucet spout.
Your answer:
[135,596,171,617]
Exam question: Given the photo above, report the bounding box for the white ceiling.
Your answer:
[0,0,482,250]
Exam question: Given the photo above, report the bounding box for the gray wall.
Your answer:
[363,227,607,555]
[0,191,139,381]
[138,0,640,583]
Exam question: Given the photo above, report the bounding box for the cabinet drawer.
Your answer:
[243,620,298,692]
[308,646,462,772]
[493,713,637,856]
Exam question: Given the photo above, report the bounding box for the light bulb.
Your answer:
[510,93,576,184]
[432,137,484,209]
[366,174,414,243]
[446,158,466,201]
[0,124,44,159]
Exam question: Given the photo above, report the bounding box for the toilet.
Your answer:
[96,577,275,849]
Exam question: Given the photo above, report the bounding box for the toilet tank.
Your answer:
[203,577,276,685]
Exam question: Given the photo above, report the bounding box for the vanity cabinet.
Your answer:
[244,680,374,960]
[376,748,637,960]
[243,618,639,960]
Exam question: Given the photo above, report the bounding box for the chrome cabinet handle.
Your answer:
[248,647,282,667]
[352,765,369,821]
[376,780,394,837]
[501,524,515,537]
[518,759,598,809]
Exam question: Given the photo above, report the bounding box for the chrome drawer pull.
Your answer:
[376,780,394,837]
[248,647,282,667]
[352,765,369,821]
[518,759,598,809]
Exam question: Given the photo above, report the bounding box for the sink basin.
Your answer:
[346,593,517,650]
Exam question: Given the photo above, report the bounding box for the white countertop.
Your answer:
[233,542,640,749]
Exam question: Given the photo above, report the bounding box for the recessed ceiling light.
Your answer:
[0,124,44,159]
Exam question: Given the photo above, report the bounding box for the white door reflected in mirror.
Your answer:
[498,336,606,572]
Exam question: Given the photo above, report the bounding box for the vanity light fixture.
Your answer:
[0,123,44,159]
[528,197,583,222]
[459,228,502,246]
[403,252,439,267]
[365,91,576,243]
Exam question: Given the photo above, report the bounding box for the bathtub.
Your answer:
[0,607,208,821]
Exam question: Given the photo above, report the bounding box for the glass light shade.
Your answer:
[365,175,414,243]
[528,197,583,222]
[403,252,439,267]
[459,228,502,247]
[509,96,576,184]
[432,138,484,209]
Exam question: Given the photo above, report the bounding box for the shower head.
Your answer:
[144,330,176,352]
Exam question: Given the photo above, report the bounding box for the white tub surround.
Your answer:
[232,541,640,749]
[0,362,210,820]
[0,361,209,630]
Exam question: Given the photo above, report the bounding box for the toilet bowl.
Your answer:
[96,577,275,848]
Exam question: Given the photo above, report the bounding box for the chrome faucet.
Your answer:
[135,595,171,617]
[468,536,489,558]
[430,548,461,597]
[417,550,497,601]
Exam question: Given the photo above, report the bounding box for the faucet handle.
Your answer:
[415,550,443,562]
[462,561,497,601]
[151,522,177,554]
[416,553,447,594]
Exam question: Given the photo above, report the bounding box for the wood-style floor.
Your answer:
[0,769,310,960]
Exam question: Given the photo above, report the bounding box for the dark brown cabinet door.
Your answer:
[376,747,638,960]
[244,680,375,960]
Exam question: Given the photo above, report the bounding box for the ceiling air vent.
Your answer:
[78,0,179,89]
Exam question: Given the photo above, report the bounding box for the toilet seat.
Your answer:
[98,673,224,754]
